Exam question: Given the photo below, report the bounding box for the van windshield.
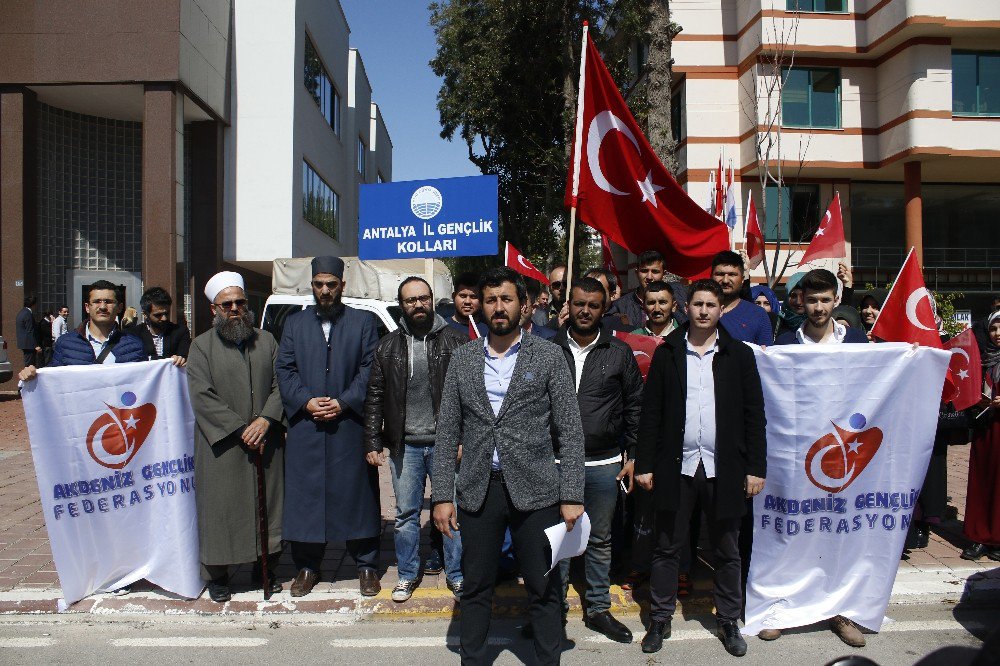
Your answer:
[261,303,304,342]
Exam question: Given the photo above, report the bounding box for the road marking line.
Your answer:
[329,637,510,648]
[0,638,55,647]
[110,637,269,647]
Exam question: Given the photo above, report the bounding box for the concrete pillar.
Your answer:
[142,84,183,319]
[188,120,223,335]
[904,161,923,265]
[0,87,38,378]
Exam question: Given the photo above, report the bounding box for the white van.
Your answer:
[260,257,454,342]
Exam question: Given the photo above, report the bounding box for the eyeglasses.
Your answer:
[214,298,248,310]
[89,299,117,306]
[550,281,564,289]
[401,295,433,306]
[312,280,341,290]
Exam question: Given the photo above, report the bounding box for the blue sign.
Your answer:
[359,175,499,259]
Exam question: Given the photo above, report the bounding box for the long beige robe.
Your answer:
[187,327,285,566]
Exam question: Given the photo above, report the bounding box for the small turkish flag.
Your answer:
[468,319,481,340]
[745,193,764,270]
[613,330,665,382]
[945,329,983,410]
[504,242,549,285]
[871,249,942,348]
[566,31,729,279]
[601,233,620,279]
[799,192,846,265]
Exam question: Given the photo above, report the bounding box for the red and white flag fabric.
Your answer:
[600,233,620,279]
[799,192,846,265]
[468,319,482,340]
[716,153,726,221]
[745,193,765,269]
[565,28,729,280]
[870,249,942,349]
[945,329,983,411]
[504,242,549,285]
[613,331,665,382]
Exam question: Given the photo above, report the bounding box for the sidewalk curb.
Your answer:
[1,567,996,620]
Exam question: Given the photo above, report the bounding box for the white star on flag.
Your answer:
[958,369,970,380]
[637,170,665,208]
[814,226,826,236]
[124,415,139,430]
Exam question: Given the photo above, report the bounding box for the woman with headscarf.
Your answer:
[962,311,1000,561]
[751,284,779,335]
[858,293,884,339]
[773,273,807,341]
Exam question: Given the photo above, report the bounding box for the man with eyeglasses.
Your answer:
[276,256,381,598]
[186,271,285,603]
[363,276,467,602]
[18,280,148,382]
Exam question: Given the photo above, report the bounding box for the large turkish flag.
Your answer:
[566,33,729,279]
[870,249,942,349]
[944,329,982,410]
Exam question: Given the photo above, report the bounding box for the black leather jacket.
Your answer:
[363,315,468,457]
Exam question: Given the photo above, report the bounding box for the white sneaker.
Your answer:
[391,579,417,602]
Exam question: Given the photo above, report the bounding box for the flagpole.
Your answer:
[567,21,589,296]
[870,246,915,333]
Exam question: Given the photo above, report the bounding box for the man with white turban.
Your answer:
[186,271,285,602]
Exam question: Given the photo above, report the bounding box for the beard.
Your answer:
[214,310,256,345]
[486,313,518,336]
[314,293,343,320]
[569,317,600,337]
[403,307,433,336]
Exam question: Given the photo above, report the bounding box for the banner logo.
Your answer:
[804,413,883,493]
[85,391,157,470]
[410,186,443,220]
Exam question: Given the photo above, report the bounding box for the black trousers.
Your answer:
[289,538,379,572]
[650,463,742,622]
[458,474,562,666]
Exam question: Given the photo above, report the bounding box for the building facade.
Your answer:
[0,0,391,376]
[662,0,999,309]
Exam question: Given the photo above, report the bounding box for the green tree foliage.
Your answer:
[429,0,650,277]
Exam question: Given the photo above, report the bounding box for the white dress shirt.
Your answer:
[795,320,847,344]
[566,332,599,392]
[681,332,718,478]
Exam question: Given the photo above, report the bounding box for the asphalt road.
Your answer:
[0,602,995,665]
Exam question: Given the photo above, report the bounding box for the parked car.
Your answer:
[0,335,12,384]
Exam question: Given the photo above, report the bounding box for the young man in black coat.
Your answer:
[128,287,191,362]
[635,279,767,657]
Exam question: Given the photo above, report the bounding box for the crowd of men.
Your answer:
[18,248,960,665]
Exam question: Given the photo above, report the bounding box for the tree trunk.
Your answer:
[646,0,680,177]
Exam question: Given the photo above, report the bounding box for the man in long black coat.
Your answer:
[276,256,381,598]
[634,278,766,657]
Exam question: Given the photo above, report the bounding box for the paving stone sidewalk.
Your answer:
[0,392,996,616]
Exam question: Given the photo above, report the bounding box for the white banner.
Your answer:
[744,344,951,635]
[22,360,202,608]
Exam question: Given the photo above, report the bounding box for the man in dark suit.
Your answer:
[129,287,191,363]
[432,267,585,666]
[635,279,767,657]
[16,296,41,368]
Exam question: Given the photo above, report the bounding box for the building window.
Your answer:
[781,67,840,128]
[953,51,1000,116]
[302,161,339,240]
[764,184,820,242]
[358,137,367,178]
[671,85,684,142]
[304,34,341,135]
[786,0,845,11]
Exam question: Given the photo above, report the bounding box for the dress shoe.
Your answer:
[717,619,747,656]
[988,547,1000,562]
[446,577,464,598]
[207,577,231,603]
[757,628,782,641]
[914,523,930,549]
[359,568,381,597]
[585,610,633,643]
[829,615,866,648]
[961,542,989,560]
[251,562,282,595]
[641,619,671,653]
[290,568,320,597]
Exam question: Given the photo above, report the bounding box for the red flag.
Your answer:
[468,319,481,340]
[715,153,726,220]
[799,192,846,265]
[565,30,729,279]
[745,192,764,270]
[504,242,549,285]
[870,249,942,349]
[600,233,620,279]
[945,329,983,410]
[613,331,665,382]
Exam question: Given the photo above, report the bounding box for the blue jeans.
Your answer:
[388,442,462,583]
[561,462,620,616]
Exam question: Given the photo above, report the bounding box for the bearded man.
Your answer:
[276,256,381,597]
[186,271,285,603]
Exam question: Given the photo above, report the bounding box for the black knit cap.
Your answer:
[311,255,345,278]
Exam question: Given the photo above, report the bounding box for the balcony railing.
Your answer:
[852,247,1000,270]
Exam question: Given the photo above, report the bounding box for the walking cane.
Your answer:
[254,447,272,601]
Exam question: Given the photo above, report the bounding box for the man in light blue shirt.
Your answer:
[484,333,522,469]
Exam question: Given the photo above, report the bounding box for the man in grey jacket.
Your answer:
[432,267,585,666]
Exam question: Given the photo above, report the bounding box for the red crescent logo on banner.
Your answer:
[804,415,883,493]
[85,392,157,470]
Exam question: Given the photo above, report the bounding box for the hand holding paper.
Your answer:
[544,512,591,575]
